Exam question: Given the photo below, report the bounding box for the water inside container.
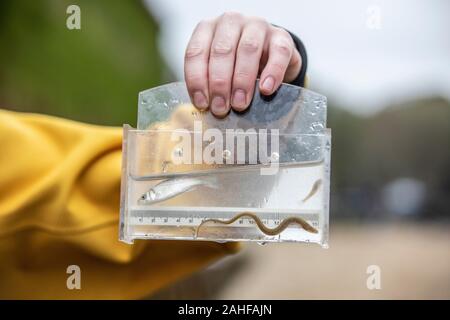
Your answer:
[119,81,331,247]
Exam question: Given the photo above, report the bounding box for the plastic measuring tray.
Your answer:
[120,81,331,247]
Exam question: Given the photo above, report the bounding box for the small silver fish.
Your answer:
[138,176,218,204]
[302,179,322,202]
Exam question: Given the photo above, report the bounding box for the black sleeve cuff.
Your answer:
[285,30,308,87]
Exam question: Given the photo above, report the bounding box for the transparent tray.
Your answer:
[120,81,331,247]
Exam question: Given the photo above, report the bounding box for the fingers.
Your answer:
[231,18,267,111]
[208,12,243,117]
[185,14,303,117]
[259,28,294,95]
[184,19,216,109]
[284,45,302,83]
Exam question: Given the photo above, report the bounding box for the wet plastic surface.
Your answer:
[120,81,331,247]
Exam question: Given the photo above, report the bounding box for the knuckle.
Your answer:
[239,37,260,54]
[247,16,268,27]
[194,18,216,32]
[221,11,242,21]
[234,69,252,82]
[271,26,289,36]
[185,43,205,60]
[196,19,211,29]
[277,27,292,39]
[272,38,293,57]
[210,77,228,90]
[211,40,233,56]
[209,78,230,95]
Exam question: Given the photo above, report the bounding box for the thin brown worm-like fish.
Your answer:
[195,211,318,237]
[302,179,322,203]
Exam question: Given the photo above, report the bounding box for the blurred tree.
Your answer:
[0,0,171,126]
[327,97,450,220]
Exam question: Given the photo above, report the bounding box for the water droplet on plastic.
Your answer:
[161,161,170,173]
[173,148,183,158]
[311,122,324,131]
[270,152,279,162]
[222,149,231,160]
[313,99,322,105]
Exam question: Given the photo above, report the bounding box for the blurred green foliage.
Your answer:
[0,0,171,126]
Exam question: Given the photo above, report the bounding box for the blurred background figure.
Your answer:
[0,0,448,299]
[381,177,427,217]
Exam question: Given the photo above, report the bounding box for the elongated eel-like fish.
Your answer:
[195,211,318,237]
[302,179,322,203]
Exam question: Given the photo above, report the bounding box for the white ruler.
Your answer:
[128,206,320,229]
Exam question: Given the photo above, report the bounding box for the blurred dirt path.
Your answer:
[215,223,450,299]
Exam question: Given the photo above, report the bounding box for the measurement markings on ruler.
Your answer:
[129,216,319,229]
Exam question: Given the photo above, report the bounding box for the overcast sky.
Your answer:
[145,0,450,115]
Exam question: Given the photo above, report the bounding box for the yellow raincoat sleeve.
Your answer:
[0,109,238,299]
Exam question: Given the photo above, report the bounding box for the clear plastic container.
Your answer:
[120,81,331,247]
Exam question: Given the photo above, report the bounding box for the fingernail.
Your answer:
[262,76,275,93]
[193,91,208,108]
[211,95,227,114]
[232,89,246,108]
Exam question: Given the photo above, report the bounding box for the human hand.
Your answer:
[184,12,302,117]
